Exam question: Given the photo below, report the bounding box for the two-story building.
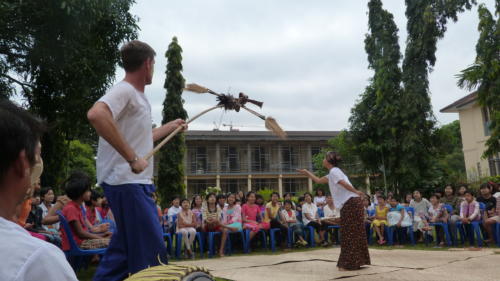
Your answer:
[179,130,338,197]
[441,92,499,181]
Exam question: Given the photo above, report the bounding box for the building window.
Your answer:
[281,145,299,172]
[251,145,270,172]
[220,145,239,173]
[482,107,491,136]
[283,178,307,196]
[252,178,278,191]
[220,179,247,194]
[188,179,216,196]
[190,146,208,174]
[488,154,500,177]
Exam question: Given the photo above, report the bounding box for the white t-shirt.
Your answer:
[327,167,358,210]
[96,81,154,185]
[323,204,340,219]
[302,202,318,225]
[167,206,182,223]
[0,217,77,281]
[314,196,326,206]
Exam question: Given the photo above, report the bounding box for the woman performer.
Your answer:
[298,151,370,271]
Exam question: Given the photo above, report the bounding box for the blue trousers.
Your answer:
[93,183,167,281]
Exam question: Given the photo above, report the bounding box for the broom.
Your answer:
[240,105,287,140]
[144,105,222,160]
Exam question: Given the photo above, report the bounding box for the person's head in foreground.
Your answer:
[65,171,92,203]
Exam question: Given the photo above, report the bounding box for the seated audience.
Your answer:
[321,195,341,245]
[387,197,409,246]
[217,193,227,211]
[255,194,266,213]
[242,191,264,242]
[203,193,222,232]
[176,198,197,259]
[459,190,481,245]
[410,190,431,241]
[283,192,296,209]
[220,193,243,256]
[167,196,181,232]
[280,200,308,247]
[264,192,287,248]
[302,192,326,246]
[478,182,498,243]
[372,195,389,245]
[428,194,449,246]
[40,187,60,231]
[61,172,111,251]
[314,188,327,209]
[191,194,204,232]
[26,190,62,246]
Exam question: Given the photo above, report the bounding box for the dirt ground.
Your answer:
[176,248,500,281]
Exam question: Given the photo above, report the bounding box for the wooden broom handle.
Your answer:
[144,105,222,160]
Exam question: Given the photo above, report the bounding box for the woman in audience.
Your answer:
[428,194,449,246]
[242,191,264,242]
[281,200,308,247]
[402,193,413,207]
[371,195,389,245]
[264,192,287,248]
[255,194,266,213]
[219,193,242,256]
[387,197,407,246]
[203,193,221,232]
[61,172,111,251]
[217,194,227,211]
[283,193,296,209]
[191,194,204,232]
[363,195,374,225]
[302,192,327,246]
[457,185,467,202]
[177,198,197,259]
[321,194,341,245]
[236,190,245,204]
[314,188,327,209]
[40,187,59,231]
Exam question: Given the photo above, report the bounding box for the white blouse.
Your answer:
[327,167,358,210]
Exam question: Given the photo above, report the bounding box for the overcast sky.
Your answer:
[118,0,495,132]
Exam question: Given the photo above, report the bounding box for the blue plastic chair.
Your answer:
[426,204,453,246]
[221,230,247,255]
[495,222,500,247]
[176,231,204,259]
[244,229,267,253]
[269,227,292,252]
[325,225,341,244]
[455,202,485,247]
[56,211,107,271]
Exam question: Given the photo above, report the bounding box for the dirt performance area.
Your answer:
[176,248,500,281]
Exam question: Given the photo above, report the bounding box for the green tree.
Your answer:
[0,0,138,186]
[67,140,97,188]
[457,3,499,157]
[433,121,467,186]
[349,0,475,195]
[157,37,188,205]
[349,0,403,193]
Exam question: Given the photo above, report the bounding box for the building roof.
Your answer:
[185,130,339,141]
[440,92,478,113]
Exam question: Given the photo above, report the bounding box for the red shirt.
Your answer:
[61,201,87,251]
[85,205,97,226]
[242,204,260,221]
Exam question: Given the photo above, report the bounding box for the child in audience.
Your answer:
[459,190,481,245]
[363,196,374,224]
[40,187,59,231]
[403,193,413,207]
[410,190,431,241]
[280,200,307,247]
[264,192,287,248]
[255,194,266,213]
[314,188,327,209]
[177,198,197,259]
[236,190,245,204]
[387,197,407,246]
[167,197,181,232]
[321,195,341,245]
[203,193,221,232]
[283,193,296,209]
[242,191,264,242]
[25,191,62,247]
[483,182,500,243]
[296,196,305,213]
[428,194,449,246]
[191,195,204,232]
[61,172,110,251]
[220,193,242,256]
[217,194,227,211]
[302,192,327,246]
[84,190,104,226]
[372,195,389,245]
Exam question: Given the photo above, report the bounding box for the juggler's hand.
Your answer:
[169,118,188,132]
[130,157,149,174]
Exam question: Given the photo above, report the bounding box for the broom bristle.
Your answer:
[265,117,287,139]
[184,83,209,94]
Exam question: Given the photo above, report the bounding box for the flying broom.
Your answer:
[144,83,287,160]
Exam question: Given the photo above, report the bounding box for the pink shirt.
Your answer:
[242,204,260,222]
[222,205,242,225]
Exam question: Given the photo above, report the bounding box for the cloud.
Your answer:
[120,0,495,131]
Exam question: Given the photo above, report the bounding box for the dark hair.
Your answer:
[271,192,280,198]
[283,192,292,198]
[303,192,312,200]
[326,194,332,198]
[298,196,305,202]
[85,190,103,206]
[32,189,40,198]
[444,184,454,191]
[284,200,293,206]
[191,194,202,209]
[315,188,324,196]
[205,192,216,201]
[429,194,438,200]
[172,196,180,202]
[246,191,256,200]
[226,193,236,205]
[180,198,190,205]
[216,194,227,200]
[65,171,91,201]
[0,100,46,184]
[325,151,342,167]
[377,195,386,200]
[40,187,53,199]
[464,190,474,197]
[480,183,493,191]
[364,194,371,204]
[389,197,397,201]
[120,40,156,72]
